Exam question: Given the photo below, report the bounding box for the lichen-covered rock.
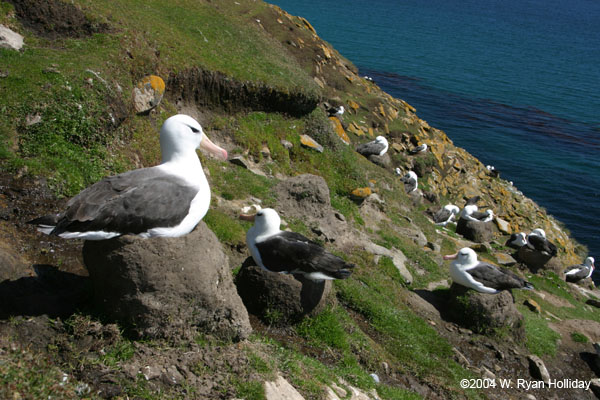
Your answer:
[83,222,251,341]
[329,116,350,145]
[300,134,324,152]
[235,262,332,324]
[132,75,165,114]
[446,283,525,338]
[367,153,391,168]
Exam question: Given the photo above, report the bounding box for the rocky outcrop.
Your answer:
[0,25,24,50]
[235,261,332,324]
[82,222,251,341]
[168,67,319,117]
[445,283,524,338]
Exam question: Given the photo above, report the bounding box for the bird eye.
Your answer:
[190,126,200,133]
[257,211,264,216]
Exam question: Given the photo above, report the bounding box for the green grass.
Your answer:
[571,332,589,343]
[204,209,248,246]
[518,309,561,357]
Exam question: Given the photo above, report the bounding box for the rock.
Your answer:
[329,382,347,398]
[369,373,380,383]
[25,114,42,126]
[0,25,24,50]
[527,355,550,383]
[281,139,293,149]
[260,146,271,158]
[587,299,600,309]
[229,156,267,177]
[524,299,541,313]
[300,134,324,152]
[265,375,304,400]
[367,153,391,168]
[446,283,524,337]
[0,242,29,282]
[350,187,372,201]
[132,75,165,114]
[329,116,350,145]
[481,366,496,380]
[456,218,496,243]
[590,379,600,399]
[82,222,251,341]
[364,242,412,284]
[494,252,517,266]
[235,262,332,324]
[452,347,471,367]
[494,217,511,234]
[516,246,553,273]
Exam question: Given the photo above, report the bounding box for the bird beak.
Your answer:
[443,252,458,260]
[200,135,228,160]
[239,213,256,222]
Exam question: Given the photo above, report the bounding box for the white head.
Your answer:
[337,106,345,115]
[530,228,546,239]
[443,247,478,269]
[584,257,595,268]
[160,114,227,164]
[240,207,281,237]
[395,167,402,176]
[375,136,388,155]
[513,232,527,246]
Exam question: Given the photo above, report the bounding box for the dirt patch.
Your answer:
[9,0,110,39]
[535,289,575,308]
[549,319,600,344]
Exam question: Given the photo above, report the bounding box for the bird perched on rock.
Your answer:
[526,229,558,257]
[326,105,345,117]
[356,136,388,157]
[444,247,534,294]
[459,205,494,222]
[409,143,427,154]
[433,204,460,226]
[28,114,228,240]
[505,232,527,249]
[400,171,418,193]
[240,208,355,281]
[486,165,500,178]
[564,257,595,283]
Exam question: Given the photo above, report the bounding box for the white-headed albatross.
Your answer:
[444,247,533,294]
[434,204,460,226]
[505,232,527,249]
[240,208,355,281]
[356,136,388,157]
[564,257,595,283]
[400,171,418,193]
[28,114,228,240]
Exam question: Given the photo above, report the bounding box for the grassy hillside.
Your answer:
[1,1,599,399]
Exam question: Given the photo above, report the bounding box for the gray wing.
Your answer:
[527,236,558,256]
[434,208,452,223]
[356,141,384,157]
[50,168,198,235]
[468,262,532,290]
[470,211,489,220]
[565,265,589,282]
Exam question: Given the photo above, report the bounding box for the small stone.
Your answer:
[481,366,495,380]
[334,212,346,222]
[260,146,271,158]
[586,299,600,308]
[132,75,165,114]
[25,114,42,126]
[524,299,541,313]
[0,25,24,51]
[494,217,511,234]
[452,348,470,367]
[229,156,251,169]
[350,187,372,200]
[329,382,347,398]
[161,365,184,386]
[300,134,323,152]
[280,139,293,149]
[142,365,162,381]
[370,373,380,383]
[527,355,550,383]
[329,116,350,145]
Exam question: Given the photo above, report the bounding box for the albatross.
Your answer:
[444,247,534,294]
[240,208,355,281]
[564,257,595,283]
[356,136,388,157]
[433,204,460,226]
[505,232,527,249]
[400,171,418,193]
[526,228,558,257]
[459,205,494,222]
[409,143,427,154]
[28,114,228,240]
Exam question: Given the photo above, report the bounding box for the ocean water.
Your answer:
[270,0,600,265]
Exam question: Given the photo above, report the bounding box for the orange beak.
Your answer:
[200,135,228,161]
[443,252,458,260]
[239,213,256,222]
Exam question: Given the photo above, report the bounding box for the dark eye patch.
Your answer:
[257,211,264,216]
[190,126,200,133]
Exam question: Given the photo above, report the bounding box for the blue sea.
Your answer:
[271,0,600,266]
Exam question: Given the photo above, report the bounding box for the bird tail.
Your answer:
[27,215,58,235]
[333,263,356,279]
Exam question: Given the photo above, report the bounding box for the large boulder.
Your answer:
[82,222,251,341]
[456,218,496,243]
[445,283,524,338]
[235,260,332,324]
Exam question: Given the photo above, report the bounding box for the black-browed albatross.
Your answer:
[28,114,227,240]
[564,257,595,283]
[240,208,355,281]
[356,136,389,157]
[444,247,533,294]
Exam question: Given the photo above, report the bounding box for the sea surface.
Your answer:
[270,0,600,267]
